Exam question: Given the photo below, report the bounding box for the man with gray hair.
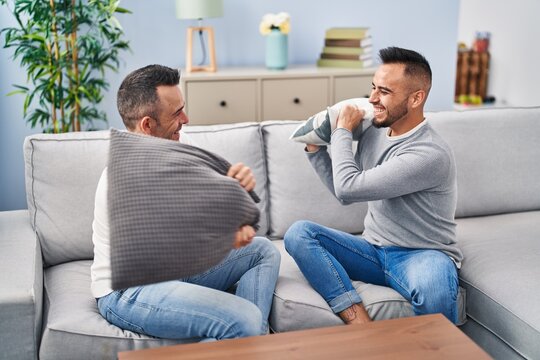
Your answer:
[91,64,280,340]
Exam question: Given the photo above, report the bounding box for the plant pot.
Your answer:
[265,29,288,70]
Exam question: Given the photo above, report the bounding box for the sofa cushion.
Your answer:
[24,131,110,267]
[24,123,269,267]
[261,121,368,238]
[184,122,269,235]
[270,240,466,332]
[428,106,540,218]
[457,211,540,359]
[39,260,197,360]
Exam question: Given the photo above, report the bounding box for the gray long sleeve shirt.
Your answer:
[308,120,463,266]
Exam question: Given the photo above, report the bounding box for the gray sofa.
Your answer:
[1,106,539,359]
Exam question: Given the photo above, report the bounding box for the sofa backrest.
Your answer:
[182,122,269,235]
[428,106,540,218]
[23,107,540,265]
[24,124,270,266]
[24,131,110,267]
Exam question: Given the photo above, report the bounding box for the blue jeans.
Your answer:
[97,237,280,340]
[284,221,459,323]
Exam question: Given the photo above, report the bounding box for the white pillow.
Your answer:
[289,98,374,145]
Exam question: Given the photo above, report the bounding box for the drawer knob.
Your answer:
[220,100,227,107]
[293,97,301,104]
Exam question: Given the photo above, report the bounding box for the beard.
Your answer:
[371,97,409,129]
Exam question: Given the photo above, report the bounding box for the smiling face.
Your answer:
[368,63,414,130]
[149,85,189,141]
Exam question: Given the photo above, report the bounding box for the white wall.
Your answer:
[0,0,460,210]
[458,0,540,106]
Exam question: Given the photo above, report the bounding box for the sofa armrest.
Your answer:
[0,210,43,360]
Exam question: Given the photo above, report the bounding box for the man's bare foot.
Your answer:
[338,303,372,325]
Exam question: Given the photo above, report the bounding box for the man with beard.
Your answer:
[284,47,463,325]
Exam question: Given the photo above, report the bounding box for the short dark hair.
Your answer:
[117,64,180,130]
[378,47,432,91]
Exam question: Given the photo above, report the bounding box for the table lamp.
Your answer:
[176,0,224,73]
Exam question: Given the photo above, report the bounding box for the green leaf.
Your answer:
[114,7,132,14]
[78,85,92,98]
[21,33,46,42]
[6,89,27,97]
[23,93,33,115]
[12,84,30,91]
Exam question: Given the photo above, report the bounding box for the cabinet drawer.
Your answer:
[262,78,329,121]
[334,76,373,103]
[185,80,257,125]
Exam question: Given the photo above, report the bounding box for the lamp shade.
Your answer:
[175,0,224,20]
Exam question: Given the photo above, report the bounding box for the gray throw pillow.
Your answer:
[289,97,374,145]
[108,129,260,290]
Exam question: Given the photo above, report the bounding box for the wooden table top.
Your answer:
[118,314,491,360]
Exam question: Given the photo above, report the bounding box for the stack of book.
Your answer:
[317,27,373,69]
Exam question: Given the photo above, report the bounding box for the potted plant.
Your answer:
[0,0,131,133]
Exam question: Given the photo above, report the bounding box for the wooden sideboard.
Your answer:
[181,65,375,125]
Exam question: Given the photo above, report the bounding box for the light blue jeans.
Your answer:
[97,237,280,340]
[284,221,459,323]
